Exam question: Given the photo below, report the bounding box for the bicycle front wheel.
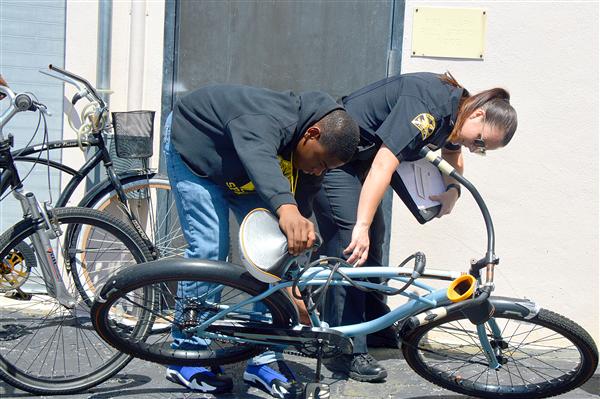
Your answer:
[402,306,598,398]
[0,207,152,395]
[92,258,298,367]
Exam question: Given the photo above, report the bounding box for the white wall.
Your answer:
[62,0,165,202]
[60,0,599,342]
[392,1,599,342]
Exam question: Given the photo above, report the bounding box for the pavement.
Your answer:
[2,348,598,399]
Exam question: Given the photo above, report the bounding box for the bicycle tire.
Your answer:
[92,258,298,366]
[0,207,152,395]
[82,173,184,259]
[402,304,598,398]
[71,174,184,304]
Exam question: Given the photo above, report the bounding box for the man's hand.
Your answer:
[429,188,459,218]
[277,204,315,255]
[0,74,8,100]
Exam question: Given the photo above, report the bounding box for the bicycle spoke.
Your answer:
[404,310,594,397]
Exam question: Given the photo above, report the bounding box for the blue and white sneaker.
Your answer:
[166,365,233,393]
[244,361,302,399]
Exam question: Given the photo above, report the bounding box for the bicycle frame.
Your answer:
[0,86,77,308]
[189,264,503,370]
[12,136,152,207]
[195,266,457,334]
[12,136,159,258]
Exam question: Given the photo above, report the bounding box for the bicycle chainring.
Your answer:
[0,242,36,292]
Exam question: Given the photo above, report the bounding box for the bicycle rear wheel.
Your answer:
[0,207,152,395]
[85,173,185,259]
[402,305,598,398]
[92,258,298,367]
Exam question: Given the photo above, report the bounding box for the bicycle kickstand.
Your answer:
[304,338,330,399]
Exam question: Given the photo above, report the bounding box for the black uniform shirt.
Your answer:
[343,72,464,162]
[171,85,342,214]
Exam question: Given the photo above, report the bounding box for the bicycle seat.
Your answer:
[239,208,292,283]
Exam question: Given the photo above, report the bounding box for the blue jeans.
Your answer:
[164,113,280,366]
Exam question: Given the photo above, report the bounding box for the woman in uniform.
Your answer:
[314,71,518,383]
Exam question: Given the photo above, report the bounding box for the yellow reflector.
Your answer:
[447,274,477,303]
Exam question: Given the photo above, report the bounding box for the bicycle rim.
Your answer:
[93,177,185,259]
[0,207,151,394]
[71,177,184,303]
[402,309,598,398]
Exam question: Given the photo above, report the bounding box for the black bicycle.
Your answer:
[7,65,184,302]
[0,81,153,393]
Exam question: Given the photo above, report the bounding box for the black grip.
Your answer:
[14,93,33,111]
[71,92,84,105]
[49,64,105,108]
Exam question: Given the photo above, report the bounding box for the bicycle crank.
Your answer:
[0,242,36,292]
[208,323,354,358]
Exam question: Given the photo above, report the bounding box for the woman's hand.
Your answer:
[345,145,398,267]
[344,222,370,266]
[429,188,459,217]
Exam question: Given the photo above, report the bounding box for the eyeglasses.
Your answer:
[472,124,487,156]
[473,136,486,155]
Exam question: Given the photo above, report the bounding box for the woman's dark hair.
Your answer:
[440,72,518,146]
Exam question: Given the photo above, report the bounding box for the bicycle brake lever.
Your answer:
[34,101,51,116]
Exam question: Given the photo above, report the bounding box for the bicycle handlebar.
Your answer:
[41,65,106,108]
[0,86,47,139]
[419,147,498,287]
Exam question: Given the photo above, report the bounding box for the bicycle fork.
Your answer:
[477,319,502,370]
[16,190,77,308]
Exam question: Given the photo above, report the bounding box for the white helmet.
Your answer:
[238,208,291,283]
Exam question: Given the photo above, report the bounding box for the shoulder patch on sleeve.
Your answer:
[411,113,436,140]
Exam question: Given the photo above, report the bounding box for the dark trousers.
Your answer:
[313,161,391,354]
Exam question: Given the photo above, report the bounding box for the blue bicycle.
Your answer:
[91,148,598,398]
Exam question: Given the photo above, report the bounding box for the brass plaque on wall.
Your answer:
[411,7,487,59]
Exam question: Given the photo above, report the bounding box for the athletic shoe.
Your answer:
[244,360,303,398]
[348,353,387,382]
[166,365,233,393]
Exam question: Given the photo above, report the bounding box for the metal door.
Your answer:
[161,0,405,263]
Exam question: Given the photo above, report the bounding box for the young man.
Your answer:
[163,84,359,398]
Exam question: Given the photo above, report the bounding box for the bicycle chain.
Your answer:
[210,334,328,359]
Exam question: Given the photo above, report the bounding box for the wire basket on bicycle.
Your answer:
[111,110,155,159]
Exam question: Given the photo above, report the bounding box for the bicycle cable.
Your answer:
[0,103,50,203]
[291,253,422,311]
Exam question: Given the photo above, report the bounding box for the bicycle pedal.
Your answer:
[4,289,32,301]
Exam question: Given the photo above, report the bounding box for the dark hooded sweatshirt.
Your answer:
[170,84,342,214]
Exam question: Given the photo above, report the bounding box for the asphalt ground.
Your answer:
[2,348,598,399]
